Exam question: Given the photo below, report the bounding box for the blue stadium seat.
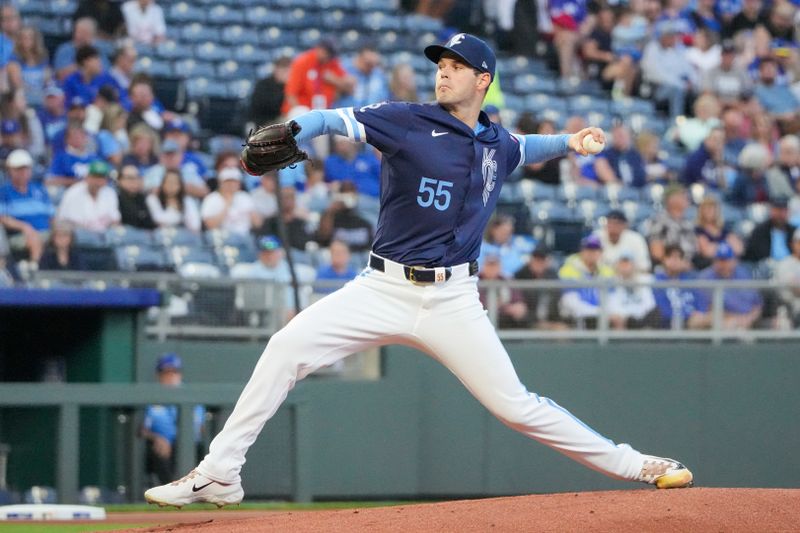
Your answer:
[181,23,219,43]
[106,226,153,247]
[234,44,262,65]
[228,79,254,99]
[274,0,317,7]
[316,0,354,8]
[205,229,256,251]
[79,486,125,505]
[135,57,174,78]
[178,262,222,278]
[170,245,217,267]
[558,183,598,203]
[513,74,557,95]
[611,97,656,116]
[16,0,49,15]
[73,228,107,248]
[362,11,403,31]
[168,2,207,23]
[248,6,278,26]
[585,111,612,130]
[281,8,319,29]
[217,60,254,81]
[153,227,204,248]
[24,486,57,504]
[115,245,169,272]
[524,94,568,114]
[51,0,76,16]
[155,40,194,60]
[186,77,229,99]
[376,31,408,53]
[298,28,324,49]
[402,14,443,32]
[208,4,246,24]
[260,27,297,48]
[216,245,257,270]
[175,59,217,79]
[320,9,360,30]
[568,95,610,115]
[721,203,745,225]
[36,17,70,36]
[194,42,231,62]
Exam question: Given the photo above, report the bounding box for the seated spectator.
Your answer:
[1,89,46,162]
[549,0,590,81]
[122,0,167,45]
[62,45,125,112]
[144,139,209,199]
[251,57,291,127]
[251,171,279,220]
[670,94,721,152]
[722,0,765,39]
[754,56,800,135]
[324,136,380,224]
[765,135,800,199]
[72,0,124,42]
[38,221,88,271]
[516,114,562,185]
[743,197,797,262]
[593,123,647,188]
[647,184,698,265]
[702,40,751,105]
[53,18,109,82]
[109,43,137,94]
[57,160,121,232]
[49,94,89,154]
[728,143,774,206]
[0,227,16,286]
[388,63,418,102]
[299,161,330,215]
[6,26,51,110]
[478,215,528,277]
[653,244,702,329]
[596,209,651,273]
[127,76,166,132]
[315,240,357,294]
[97,103,128,167]
[685,27,721,79]
[681,128,730,190]
[0,149,53,262]
[200,167,260,236]
[37,86,68,148]
[478,253,529,329]
[117,164,156,229]
[513,245,568,330]
[693,195,743,269]
[720,107,748,167]
[146,169,201,233]
[121,124,159,175]
[558,234,615,327]
[260,186,314,251]
[641,21,697,119]
[316,181,373,253]
[581,7,616,89]
[791,178,800,227]
[0,5,19,70]
[607,254,659,329]
[774,228,800,327]
[340,44,389,109]
[162,119,209,184]
[636,131,669,183]
[692,242,763,329]
[281,38,355,116]
[606,6,648,98]
[230,235,315,322]
[46,121,98,190]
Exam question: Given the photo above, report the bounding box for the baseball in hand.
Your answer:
[582,134,605,154]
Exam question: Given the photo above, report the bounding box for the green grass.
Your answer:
[0,525,154,532]
[104,500,412,513]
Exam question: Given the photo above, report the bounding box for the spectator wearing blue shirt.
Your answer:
[37,87,68,149]
[693,242,763,329]
[653,244,702,329]
[728,143,773,207]
[0,149,54,262]
[162,119,209,184]
[315,240,357,295]
[141,353,206,486]
[754,57,800,135]
[144,139,210,199]
[6,26,52,110]
[478,214,532,278]
[593,123,647,188]
[324,136,381,225]
[681,128,730,190]
[340,44,390,109]
[53,18,110,82]
[61,45,126,111]
[0,5,20,67]
[47,121,98,190]
[49,95,90,154]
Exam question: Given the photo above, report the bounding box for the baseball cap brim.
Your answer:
[424,45,487,75]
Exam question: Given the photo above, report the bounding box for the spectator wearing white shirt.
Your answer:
[122,0,166,45]
[200,167,261,236]
[596,210,651,273]
[146,168,201,232]
[57,159,120,232]
[607,254,658,329]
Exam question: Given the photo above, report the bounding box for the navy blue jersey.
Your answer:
[348,102,522,266]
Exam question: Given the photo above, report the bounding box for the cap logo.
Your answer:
[446,33,465,47]
[481,61,488,69]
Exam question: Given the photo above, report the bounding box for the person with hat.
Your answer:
[774,228,800,327]
[37,86,68,148]
[754,56,800,135]
[46,120,100,190]
[701,40,752,105]
[162,119,209,185]
[0,149,53,261]
[281,37,355,117]
[141,353,206,485]
[692,242,763,329]
[513,245,568,330]
[56,159,121,233]
[607,252,658,330]
[641,20,697,119]
[143,138,209,199]
[200,167,260,236]
[558,234,616,327]
[596,209,651,273]
[146,32,692,509]
[743,196,797,262]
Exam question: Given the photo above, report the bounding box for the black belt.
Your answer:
[369,254,479,284]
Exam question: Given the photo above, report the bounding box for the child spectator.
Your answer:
[53,18,109,82]
[146,169,201,233]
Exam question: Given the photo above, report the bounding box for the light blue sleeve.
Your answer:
[512,133,571,168]
[293,108,364,145]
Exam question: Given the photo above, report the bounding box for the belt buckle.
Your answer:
[408,266,424,285]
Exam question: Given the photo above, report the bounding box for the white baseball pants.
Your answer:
[198,261,645,484]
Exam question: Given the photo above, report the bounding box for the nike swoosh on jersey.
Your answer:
[431,130,449,137]
[192,481,215,492]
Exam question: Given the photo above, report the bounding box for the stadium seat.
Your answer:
[135,57,174,78]
[115,245,169,272]
[175,59,217,79]
[568,95,610,115]
[181,22,219,43]
[16,0,49,15]
[248,6,278,26]
[73,228,107,248]
[260,27,297,48]
[106,226,153,247]
[195,42,231,62]
[274,0,316,6]
[558,183,598,203]
[196,96,245,134]
[227,79,254,99]
[513,74,557,95]
[234,44,262,65]
[611,97,656,116]
[50,0,76,16]
[298,28,324,49]
[524,94,568,114]
[24,486,57,504]
[205,229,256,251]
[321,10,360,31]
[216,245,257,270]
[721,203,745,225]
[316,0,354,8]
[178,262,222,278]
[155,40,194,60]
[402,13,443,32]
[362,11,403,31]
[338,29,369,53]
[208,4,246,24]
[153,227,204,248]
[168,2,207,23]
[152,76,187,113]
[170,245,217,267]
[281,8,319,29]
[747,203,770,224]
[215,60,252,80]
[79,486,125,505]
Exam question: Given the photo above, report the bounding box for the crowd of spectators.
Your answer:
[1,0,799,332]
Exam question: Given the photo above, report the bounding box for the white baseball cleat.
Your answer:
[144,470,244,508]
[637,455,694,489]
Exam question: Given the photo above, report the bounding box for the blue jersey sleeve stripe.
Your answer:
[336,108,355,140]
[511,133,527,169]
[346,107,367,141]
[292,109,350,144]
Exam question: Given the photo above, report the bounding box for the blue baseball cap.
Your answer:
[164,118,190,134]
[258,235,281,251]
[424,33,496,81]
[1,120,21,135]
[69,95,88,109]
[715,242,735,260]
[156,352,182,372]
[581,234,603,250]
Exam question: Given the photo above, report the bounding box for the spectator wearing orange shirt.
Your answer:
[281,39,355,116]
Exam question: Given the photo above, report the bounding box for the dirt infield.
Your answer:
[115,488,800,532]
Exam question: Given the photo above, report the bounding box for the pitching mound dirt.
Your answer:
[117,488,800,532]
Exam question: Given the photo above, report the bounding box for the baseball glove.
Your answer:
[240,120,308,175]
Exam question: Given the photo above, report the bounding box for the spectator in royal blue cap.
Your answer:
[141,352,206,485]
[38,86,68,149]
[558,234,616,328]
[692,242,763,330]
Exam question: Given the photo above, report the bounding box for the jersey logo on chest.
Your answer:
[481,147,498,206]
